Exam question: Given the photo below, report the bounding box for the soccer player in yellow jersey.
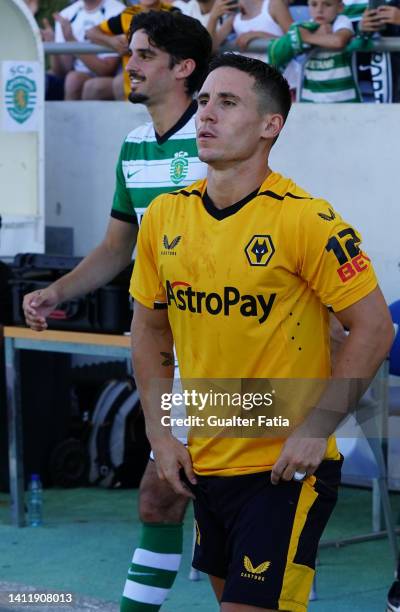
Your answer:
[130,53,394,611]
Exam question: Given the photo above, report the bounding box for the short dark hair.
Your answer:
[208,53,291,123]
[129,11,212,95]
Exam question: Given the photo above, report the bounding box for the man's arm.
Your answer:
[40,16,73,76]
[300,24,354,50]
[206,0,235,52]
[269,0,294,33]
[74,54,120,77]
[86,25,130,56]
[23,218,137,331]
[271,286,394,483]
[55,14,120,76]
[131,301,196,497]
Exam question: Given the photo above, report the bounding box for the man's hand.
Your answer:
[108,34,130,56]
[210,0,238,19]
[271,435,327,484]
[377,5,400,25]
[54,13,76,42]
[360,9,384,31]
[23,286,60,331]
[151,436,197,499]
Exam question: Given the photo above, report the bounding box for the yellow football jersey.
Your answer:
[130,171,377,475]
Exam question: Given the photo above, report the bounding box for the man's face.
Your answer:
[126,30,176,105]
[308,0,341,24]
[196,67,268,166]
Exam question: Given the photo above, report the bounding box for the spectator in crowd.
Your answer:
[206,0,297,87]
[358,1,400,101]
[361,1,400,27]
[85,1,178,100]
[297,0,359,102]
[267,0,360,101]
[232,0,293,51]
[24,0,70,18]
[206,0,293,53]
[41,0,124,100]
[173,0,216,27]
[342,0,400,102]
[24,0,72,99]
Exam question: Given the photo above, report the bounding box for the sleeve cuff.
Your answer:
[330,278,378,313]
[131,289,167,311]
[111,209,138,225]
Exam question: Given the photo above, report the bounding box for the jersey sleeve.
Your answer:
[297,199,377,312]
[110,143,137,225]
[333,14,354,33]
[129,204,167,308]
[99,14,123,35]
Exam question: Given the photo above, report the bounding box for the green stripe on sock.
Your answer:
[120,597,160,612]
[120,523,184,612]
[139,522,183,553]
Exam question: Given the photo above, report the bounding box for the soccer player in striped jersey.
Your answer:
[85,1,179,100]
[23,12,212,612]
[130,53,394,610]
[299,0,361,102]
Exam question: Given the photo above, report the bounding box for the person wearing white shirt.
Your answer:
[173,0,215,26]
[49,0,124,99]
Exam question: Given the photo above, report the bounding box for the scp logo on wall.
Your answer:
[245,235,275,267]
[5,65,37,124]
[2,62,41,131]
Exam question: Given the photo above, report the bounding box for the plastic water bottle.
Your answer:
[27,474,43,527]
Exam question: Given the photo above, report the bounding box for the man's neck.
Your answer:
[206,161,271,209]
[148,95,193,137]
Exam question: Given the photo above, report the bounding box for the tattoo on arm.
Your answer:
[160,351,174,367]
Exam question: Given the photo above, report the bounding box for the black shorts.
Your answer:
[191,458,342,612]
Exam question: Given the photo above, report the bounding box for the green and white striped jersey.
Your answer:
[111,101,206,225]
[300,15,361,103]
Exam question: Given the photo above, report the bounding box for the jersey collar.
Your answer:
[203,185,261,221]
[155,99,197,145]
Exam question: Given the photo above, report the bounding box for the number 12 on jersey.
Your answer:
[326,227,370,283]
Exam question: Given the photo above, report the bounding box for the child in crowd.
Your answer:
[299,0,360,101]
[268,0,360,101]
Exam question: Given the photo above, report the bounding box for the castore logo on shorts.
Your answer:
[241,556,271,582]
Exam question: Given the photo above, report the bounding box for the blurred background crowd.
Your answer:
[24,0,400,103]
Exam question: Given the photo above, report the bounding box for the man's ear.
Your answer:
[174,58,196,82]
[262,113,284,140]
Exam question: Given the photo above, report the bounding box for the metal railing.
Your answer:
[43,37,400,56]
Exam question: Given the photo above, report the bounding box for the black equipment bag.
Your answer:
[88,377,150,488]
[9,253,132,334]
